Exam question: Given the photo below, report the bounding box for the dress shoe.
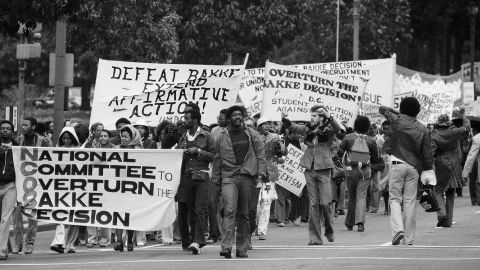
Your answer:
[307,241,323,246]
[345,223,353,231]
[0,255,7,260]
[259,233,267,240]
[220,248,232,259]
[50,245,65,253]
[236,250,248,258]
[357,223,365,232]
[127,242,134,251]
[337,210,345,215]
[277,222,285,227]
[66,248,76,253]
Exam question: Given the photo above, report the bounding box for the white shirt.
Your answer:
[186,127,201,142]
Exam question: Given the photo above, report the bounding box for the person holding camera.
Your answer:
[283,105,341,245]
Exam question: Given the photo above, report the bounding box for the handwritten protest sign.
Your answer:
[261,62,364,126]
[359,102,385,126]
[238,68,265,117]
[394,66,462,125]
[296,57,396,107]
[13,147,183,231]
[90,59,245,129]
[277,145,306,197]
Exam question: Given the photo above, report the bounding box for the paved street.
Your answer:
[2,194,480,270]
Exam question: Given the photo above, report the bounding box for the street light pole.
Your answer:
[336,0,340,62]
[353,0,360,60]
[52,21,67,144]
[470,4,478,82]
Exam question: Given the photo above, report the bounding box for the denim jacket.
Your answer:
[379,106,433,172]
[177,128,215,175]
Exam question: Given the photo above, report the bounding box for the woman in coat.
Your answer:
[431,113,470,227]
[114,125,143,251]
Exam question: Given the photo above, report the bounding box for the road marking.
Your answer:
[3,256,480,266]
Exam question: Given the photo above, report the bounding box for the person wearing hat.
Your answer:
[431,111,470,228]
[248,116,283,243]
[134,119,157,149]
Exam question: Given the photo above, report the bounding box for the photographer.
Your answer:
[283,106,340,245]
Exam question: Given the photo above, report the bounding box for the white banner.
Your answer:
[394,66,462,124]
[238,68,265,117]
[296,57,396,107]
[261,62,364,126]
[13,147,183,231]
[90,59,245,129]
[276,145,306,197]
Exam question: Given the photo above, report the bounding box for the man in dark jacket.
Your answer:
[338,116,380,232]
[176,109,215,255]
[212,105,266,259]
[432,112,470,228]
[379,97,434,245]
[0,120,18,260]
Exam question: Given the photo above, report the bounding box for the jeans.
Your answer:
[305,170,333,244]
[434,187,455,226]
[185,178,209,247]
[208,181,221,240]
[249,187,260,235]
[0,182,16,257]
[178,202,191,249]
[13,207,37,248]
[345,167,372,226]
[370,171,380,211]
[389,163,419,245]
[331,180,346,211]
[221,174,254,252]
[275,185,292,223]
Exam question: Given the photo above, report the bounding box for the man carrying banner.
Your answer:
[212,105,266,258]
[13,117,51,255]
[0,120,18,260]
[176,108,215,255]
[379,97,434,245]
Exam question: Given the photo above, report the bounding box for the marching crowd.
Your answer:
[0,96,479,260]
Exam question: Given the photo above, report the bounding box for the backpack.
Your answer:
[347,133,370,166]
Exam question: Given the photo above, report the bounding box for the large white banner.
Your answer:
[261,62,365,126]
[296,57,396,107]
[276,145,306,197]
[394,66,462,124]
[13,147,183,231]
[91,59,245,129]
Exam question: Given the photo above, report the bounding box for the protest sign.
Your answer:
[463,82,475,104]
[359,102,385,126]
[296,57,396,107]
[90,59,245,129]
[394,66,462,124]
[276,145,306,197]
[261,62,364,126]
[13,147,183,231]
[238,68,265,117]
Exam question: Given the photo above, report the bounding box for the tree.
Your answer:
[175,0,317,67]
[273,0,412,65]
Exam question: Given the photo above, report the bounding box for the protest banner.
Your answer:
[394,66,462,125]
[296,57,396,107]
[90,59,245,130]
[276,144,306,197]
[261,62,365,126]
[359,102,385,126]
[13,146,183,231]
[238,68,265,117]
